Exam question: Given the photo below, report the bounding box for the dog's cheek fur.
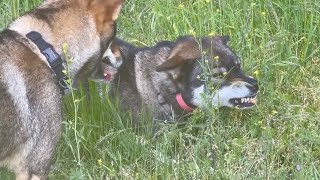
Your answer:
[69,0,121,81]
[74,52,102,87]
[178,61,204,106]
[76,30,117,86]
[73,2,120,87]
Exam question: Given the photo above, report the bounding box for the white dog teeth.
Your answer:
[241,98,249,103]
[240,97,257,104]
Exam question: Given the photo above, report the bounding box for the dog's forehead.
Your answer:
[200,37,241,67]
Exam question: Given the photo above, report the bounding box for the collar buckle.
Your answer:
[26,31,69,90]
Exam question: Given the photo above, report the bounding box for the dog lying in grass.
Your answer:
[97,36,258,124]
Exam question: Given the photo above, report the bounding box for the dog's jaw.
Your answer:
[191,82,258,109]
[211,82,257,109]
[191,84,205,107]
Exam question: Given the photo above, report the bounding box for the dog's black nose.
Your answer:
[246,77,259,92]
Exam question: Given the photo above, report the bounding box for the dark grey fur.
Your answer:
[105,36,258,125]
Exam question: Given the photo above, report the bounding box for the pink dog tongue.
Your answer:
[104,74,112,81]
[176,93,194,112]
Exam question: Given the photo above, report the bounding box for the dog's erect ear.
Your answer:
[108,42,123,68]
[80,0,123,33]
[110,42,121,59]
[156,39,201,72]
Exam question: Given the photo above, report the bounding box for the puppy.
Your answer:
[0,0,122,179]
[100,36,258,124]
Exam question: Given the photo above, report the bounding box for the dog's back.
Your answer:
[0,29,62,179]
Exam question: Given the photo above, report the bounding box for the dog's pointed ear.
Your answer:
[110,41,121,59]
[156,39,201,72]
[80,0,123,32]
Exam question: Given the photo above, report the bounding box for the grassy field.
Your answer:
[1,0,320,179]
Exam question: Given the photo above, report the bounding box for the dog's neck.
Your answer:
[8,15,70,90]
[8,15,102,81]
[26,31,69,90]
[156,89,195,120]
[8,22,68,88]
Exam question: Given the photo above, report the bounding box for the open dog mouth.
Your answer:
[229,95,257,108]
[103,73,112,81]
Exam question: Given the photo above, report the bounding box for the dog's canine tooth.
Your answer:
[249,97,257,104]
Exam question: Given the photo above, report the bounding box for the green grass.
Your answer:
[1,0,320,179]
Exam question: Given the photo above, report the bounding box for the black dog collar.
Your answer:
[26,31,68,90]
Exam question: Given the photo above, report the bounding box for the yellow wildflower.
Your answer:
[178,4,185,9]
[97,159,103,167]
[208,32,215,36]
[189,29,196,36]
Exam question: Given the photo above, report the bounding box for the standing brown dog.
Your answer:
[0,0,122,179]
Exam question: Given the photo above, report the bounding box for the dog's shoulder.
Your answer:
[136,40,174,58]
[153,40,174,49]
[151,40,175,52]
[0,29,38,61]
[143,36,200,55]
[0,29,22,44]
